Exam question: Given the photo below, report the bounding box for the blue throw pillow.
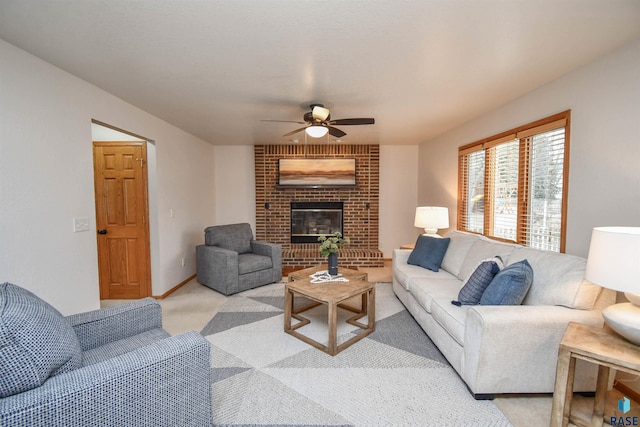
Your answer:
[452,256,503,306]
[480,259,534,305]
[407,235,451,272]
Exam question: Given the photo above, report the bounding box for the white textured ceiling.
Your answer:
[1,1,640,145]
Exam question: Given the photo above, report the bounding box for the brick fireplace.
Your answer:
[254,144,384,272]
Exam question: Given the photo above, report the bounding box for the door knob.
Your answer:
[97,229,107,235]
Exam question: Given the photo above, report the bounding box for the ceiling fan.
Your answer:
[262,104,375,138]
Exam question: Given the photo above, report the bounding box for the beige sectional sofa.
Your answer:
[392,230,615,398]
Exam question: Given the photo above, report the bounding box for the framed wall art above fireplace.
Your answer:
[277,158,356,188]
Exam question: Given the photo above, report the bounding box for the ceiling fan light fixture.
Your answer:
[266,103,375,138]
[312,105,330,121]
[305,125,329,138]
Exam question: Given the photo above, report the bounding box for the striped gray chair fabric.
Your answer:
[196,223,282,295]
[0,282,212,426]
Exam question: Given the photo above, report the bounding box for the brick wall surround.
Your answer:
[254,144,384,270]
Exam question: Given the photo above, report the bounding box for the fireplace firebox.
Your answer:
[290,202,343,244]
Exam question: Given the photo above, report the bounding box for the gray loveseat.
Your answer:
[393,230,615,398]
[0,282,212,426]
[196,223,282,295]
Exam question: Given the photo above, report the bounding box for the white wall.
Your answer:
[154,126,215,292]
[379,146,420,255]
[417,38,640,257]
[213,145,256,231]
[0,39,215,314]
[91,124,145,142]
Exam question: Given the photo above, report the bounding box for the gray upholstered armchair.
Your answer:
[0,282,212,427]
[196,223,282,295]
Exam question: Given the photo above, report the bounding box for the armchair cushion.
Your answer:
[238,253,273,275]
[0,282,82,398]
[204,223,253,254]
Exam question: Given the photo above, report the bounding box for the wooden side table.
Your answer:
[399,243,415,250]
[551,322,640,427]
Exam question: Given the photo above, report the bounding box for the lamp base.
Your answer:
[624,292,640,305]
[422,229,442,238]
[602,302,640,345]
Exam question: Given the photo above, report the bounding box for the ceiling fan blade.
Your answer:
[327,126,347,138]
[261,120,306,124]
[329,118,375,126]
[282,126,307,137]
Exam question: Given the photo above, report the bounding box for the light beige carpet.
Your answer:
[101,262,634,426]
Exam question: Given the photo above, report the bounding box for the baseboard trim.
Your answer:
[614,380,640,404]
[153,274,196,299]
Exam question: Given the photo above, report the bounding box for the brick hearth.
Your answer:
[254,144,384,271]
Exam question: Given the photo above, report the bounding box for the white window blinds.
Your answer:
[457,111,569,252]
[521,127,566,251]
[487,139,519,242]
[458,148,485,234]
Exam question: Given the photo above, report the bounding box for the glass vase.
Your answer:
[328,252,338,276]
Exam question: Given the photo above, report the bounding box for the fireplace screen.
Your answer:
[290,202,343,244]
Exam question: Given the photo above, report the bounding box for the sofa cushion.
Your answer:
[393,260,454,291]
[0,283,83,398]
[204,223,253,254]
[407,235,451,272]
[509,247,601,309]
[480,259,533,305]
[457,238,518,281]
[441,230,479,277]
[238,253,273,275]
[453,256,504,305]
[431,298,467,346]
[408,276,461,313]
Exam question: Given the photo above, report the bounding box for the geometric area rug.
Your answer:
[202,282,512,426]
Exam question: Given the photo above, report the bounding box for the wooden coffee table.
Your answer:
[288,265,368,282]
[284,267,375,356]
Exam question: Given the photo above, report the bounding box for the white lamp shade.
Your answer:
[312,106,330,121]
[305,125,329,138]
[414,206,449,232]
[585,227,640,294]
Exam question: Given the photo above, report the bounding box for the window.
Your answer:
[458,111,570,252]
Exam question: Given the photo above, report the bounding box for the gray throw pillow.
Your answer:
[407,236,451,272]
[453,256,503,306]
[480,259,534,305]
[0,282,83,397]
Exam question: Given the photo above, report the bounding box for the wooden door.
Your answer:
[93,141,151,299]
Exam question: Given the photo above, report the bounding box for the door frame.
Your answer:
[91,120,153,299]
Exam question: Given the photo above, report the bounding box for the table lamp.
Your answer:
[414,206,449,237]
[585,226,640,345]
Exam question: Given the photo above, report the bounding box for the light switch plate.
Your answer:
[73,217,90,232]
